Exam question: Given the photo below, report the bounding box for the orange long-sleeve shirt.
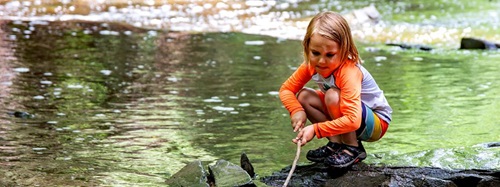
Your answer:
[279,62,363,139]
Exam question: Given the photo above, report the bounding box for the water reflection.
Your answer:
[1,0,500,186]
[1,20,499,186]
[0,20,304,185]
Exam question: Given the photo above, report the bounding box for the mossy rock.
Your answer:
[165,160,209,187]
[208,159,253,187]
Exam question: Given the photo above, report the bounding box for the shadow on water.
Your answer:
[0,16,500,187]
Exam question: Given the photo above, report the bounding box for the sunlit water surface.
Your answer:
[1,0,499,48]
[1,0,500,186]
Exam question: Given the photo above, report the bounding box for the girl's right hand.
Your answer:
[291,111,307,132]
[292,125,315,146]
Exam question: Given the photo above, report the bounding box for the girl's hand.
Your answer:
[291,111,307,132]
[292,125,315,146]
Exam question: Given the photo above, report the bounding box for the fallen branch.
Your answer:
[283,139,301,187]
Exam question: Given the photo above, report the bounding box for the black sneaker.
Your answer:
[324,143,367,168]
[306,141,342,163]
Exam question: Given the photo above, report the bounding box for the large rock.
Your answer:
[261,162,500,187]
[165,160,209,187]
[166,155,256,187]
[209,159,254,187]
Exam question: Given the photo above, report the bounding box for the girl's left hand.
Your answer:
[292,125,315,146]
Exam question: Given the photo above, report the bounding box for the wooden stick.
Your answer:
[283,139,301,187]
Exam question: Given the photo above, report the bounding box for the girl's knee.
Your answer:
[324,88,340,105]
[297,88,316,104]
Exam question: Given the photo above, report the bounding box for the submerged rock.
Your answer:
[386,43,433,51]
[7,111,35,119]
[261,162,500,187]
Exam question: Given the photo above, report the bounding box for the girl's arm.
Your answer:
[279,62,312,116]
[313,64,363,138]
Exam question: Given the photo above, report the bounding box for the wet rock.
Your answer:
[261,163,500,187]
[166,154,256,187]
[165,160,209,187]
[460,37,500,50]
[240,152,255,178]
[208,159,254,187]
[168,149,499,187]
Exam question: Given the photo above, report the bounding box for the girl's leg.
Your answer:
[300,88,363,146]
[323,88,356,145]
[297,88,329,123]
[298,88,342,163]
[297,88,341,142]
[326,91,391,168]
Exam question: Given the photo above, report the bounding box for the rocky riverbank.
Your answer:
[167,143,500,187]
[261,162,500,187]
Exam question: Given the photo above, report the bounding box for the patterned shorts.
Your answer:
[315,89,389,142]
[356,103,389,142]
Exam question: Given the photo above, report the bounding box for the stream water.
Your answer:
[1,0,500,186]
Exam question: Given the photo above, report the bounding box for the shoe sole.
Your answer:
[328,152,367,168]
[306,156,325,163]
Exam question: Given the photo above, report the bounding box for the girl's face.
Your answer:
[308,33,341,78]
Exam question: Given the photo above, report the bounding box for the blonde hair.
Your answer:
[302,11,360,65]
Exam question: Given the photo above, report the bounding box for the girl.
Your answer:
[279,11,392,168]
